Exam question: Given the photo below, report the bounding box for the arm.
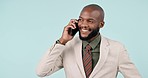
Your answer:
[36,44,65,77]
[36,19,78,77]
[118,45,142,78]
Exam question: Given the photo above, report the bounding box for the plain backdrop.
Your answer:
[0,0,147,78]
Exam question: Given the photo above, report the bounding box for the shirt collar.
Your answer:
[82,34,101,50]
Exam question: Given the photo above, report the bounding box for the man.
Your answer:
[36,4,141,78]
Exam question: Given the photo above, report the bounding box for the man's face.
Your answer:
[78,9,103,41]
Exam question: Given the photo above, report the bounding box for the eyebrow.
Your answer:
[79,16,95,21]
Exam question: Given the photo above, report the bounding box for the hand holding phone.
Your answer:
[68,22,79,36]
[59,19,79,45]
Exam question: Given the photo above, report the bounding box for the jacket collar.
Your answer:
[74,35,110,78]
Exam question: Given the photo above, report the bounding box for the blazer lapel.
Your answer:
[74,38,86,78]
[90,36,109,78]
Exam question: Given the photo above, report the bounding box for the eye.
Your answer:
[88,20,94,23]
[78,18,83,22]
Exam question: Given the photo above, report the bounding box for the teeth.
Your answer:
[82,29,88,32]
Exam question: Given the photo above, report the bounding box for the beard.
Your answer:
[79,27,100,41]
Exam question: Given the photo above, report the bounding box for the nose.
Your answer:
[79,20,89,28]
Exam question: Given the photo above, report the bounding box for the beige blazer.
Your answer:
[36,36,141,78]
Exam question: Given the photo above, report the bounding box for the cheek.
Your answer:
[78,23,81,28]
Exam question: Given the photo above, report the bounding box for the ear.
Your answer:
[99,21,105,28]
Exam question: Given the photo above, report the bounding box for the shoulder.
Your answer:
[101,35,125,48]
[101,35,127,53]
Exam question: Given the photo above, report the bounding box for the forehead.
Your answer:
[80,10,101,20]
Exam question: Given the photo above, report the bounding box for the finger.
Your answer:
[71,23,76,29]
[67,23,76,29]
[68,19,77,25]
[65,25,75,31]
[70,19,77,23]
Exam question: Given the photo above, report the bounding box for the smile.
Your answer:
[81,29,89,32]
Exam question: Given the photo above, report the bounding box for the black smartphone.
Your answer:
[68,22,79,36]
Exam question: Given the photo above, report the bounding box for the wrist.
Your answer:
[59,38,67,45]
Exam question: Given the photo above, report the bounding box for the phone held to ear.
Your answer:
[68,22,79,36]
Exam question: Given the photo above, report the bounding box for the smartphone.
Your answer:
[68,22,79,36]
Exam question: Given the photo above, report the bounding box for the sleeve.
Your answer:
[36,43,65,77]
[118,44,142,78]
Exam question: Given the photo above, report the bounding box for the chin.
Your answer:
[80,34,89,38]
[79,33,90,41]
[80,31,91,38]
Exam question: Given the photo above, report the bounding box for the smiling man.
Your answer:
[36,4,141,78]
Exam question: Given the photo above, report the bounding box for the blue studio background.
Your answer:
[0,0,147,78]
